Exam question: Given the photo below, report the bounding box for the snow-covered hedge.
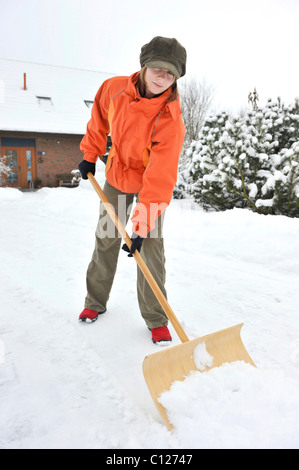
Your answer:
[185,99,299,217]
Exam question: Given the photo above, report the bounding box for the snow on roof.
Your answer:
[0,58,115,135]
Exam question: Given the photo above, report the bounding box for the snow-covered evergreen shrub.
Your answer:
[71,169,81,185]
[271,142,299,217]
[0,156,11,187]
[186,99,299,217]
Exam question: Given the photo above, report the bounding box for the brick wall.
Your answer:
[36,135,83,187]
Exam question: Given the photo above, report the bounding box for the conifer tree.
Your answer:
[186,98,299,217]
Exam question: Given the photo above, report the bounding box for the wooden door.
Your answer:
[1,147,37,188]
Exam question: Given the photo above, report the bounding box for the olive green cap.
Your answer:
[140,36,187,78]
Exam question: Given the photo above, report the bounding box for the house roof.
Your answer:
[0,58,115,135]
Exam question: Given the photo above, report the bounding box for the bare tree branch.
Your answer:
[179,76,215,150]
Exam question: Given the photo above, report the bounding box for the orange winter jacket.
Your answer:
[80,72,185,237]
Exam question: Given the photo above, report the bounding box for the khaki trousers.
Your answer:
[84,180,168,329]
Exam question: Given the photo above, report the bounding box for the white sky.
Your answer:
[1,0,298,112]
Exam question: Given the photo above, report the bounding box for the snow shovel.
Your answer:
[87,173,256,430]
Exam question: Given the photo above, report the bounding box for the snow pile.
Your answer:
[192,342,214,372]
[159,362,299,449]
[0,166,299,449]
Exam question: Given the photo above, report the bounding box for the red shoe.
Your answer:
[151,326,172,344]
[79,308,106,323]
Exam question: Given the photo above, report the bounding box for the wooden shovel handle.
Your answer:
[87,173,189,343]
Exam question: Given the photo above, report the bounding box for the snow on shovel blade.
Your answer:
[143,323,256,430]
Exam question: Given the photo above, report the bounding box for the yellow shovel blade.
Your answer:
[143,323,256,430]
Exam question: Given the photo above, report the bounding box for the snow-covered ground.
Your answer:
[1,166,299,449]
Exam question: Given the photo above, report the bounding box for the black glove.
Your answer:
[78,160,96,179]
[122,234,144,257]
